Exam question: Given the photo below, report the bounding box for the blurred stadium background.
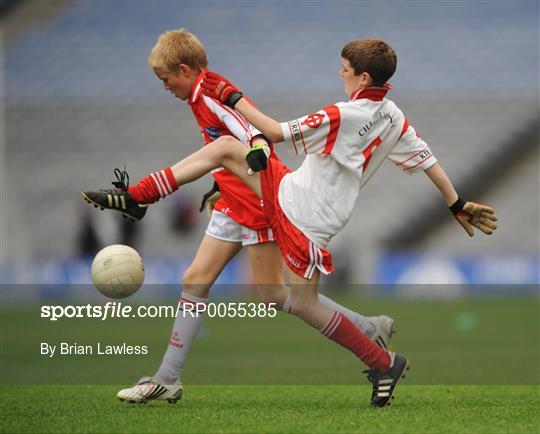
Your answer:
[1,0,539,291]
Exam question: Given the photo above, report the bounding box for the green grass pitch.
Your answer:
[1,385,539,433]
[1,296,539,433]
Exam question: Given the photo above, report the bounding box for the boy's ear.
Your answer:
[360,71,373,86]
[178,64,191,76]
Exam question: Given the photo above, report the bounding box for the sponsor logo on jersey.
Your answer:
[301,113,324,129]
[205,127,221,140]
[358,111,394,136]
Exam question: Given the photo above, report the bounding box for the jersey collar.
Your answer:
[188,70,207,105]
[350,83,392,102]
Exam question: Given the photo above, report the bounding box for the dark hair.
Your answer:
[341,39,397,86]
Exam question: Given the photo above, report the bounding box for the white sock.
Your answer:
[282,292,376,337]
[153,292,207,384]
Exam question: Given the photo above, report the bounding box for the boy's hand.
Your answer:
[246,145,271,175]
[449,198,498,237]
[201,71,243,107]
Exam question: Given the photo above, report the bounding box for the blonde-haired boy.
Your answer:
[148,28,208,73]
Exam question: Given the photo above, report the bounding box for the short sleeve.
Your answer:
[387,121,437,174]
[280,105,341,156]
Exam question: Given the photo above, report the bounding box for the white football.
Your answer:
[91,244,145,299]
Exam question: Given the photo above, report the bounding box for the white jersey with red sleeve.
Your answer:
[188,72,268,230]
[277,86,437,248]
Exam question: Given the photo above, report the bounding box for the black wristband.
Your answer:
[449,197,466,215]
[251,133,271,146]
[226,92,243,108]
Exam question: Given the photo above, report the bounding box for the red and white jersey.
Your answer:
[278,86,437,248]
[188,72,268,230]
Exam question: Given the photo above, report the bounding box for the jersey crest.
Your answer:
[301,113,324,129]
[204,127,221,140]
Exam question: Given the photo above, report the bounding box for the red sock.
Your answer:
[128,168,178,204]
[321,311,391,372]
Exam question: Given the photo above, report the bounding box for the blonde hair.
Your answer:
[148,28,208,73]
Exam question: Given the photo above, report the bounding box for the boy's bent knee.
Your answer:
[289,294,318,319]
[289,301,308,319]
[210,136,246,159]
[256,285,288,308]
[182,267,212,298]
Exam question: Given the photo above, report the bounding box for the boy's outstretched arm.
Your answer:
[424,163,459,206]
[201,71,284,143]
[425,163,498,237]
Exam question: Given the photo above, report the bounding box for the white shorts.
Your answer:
[205,210,275,246]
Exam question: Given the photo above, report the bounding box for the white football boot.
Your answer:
[117,376,183,404]
[369,315,396,350]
